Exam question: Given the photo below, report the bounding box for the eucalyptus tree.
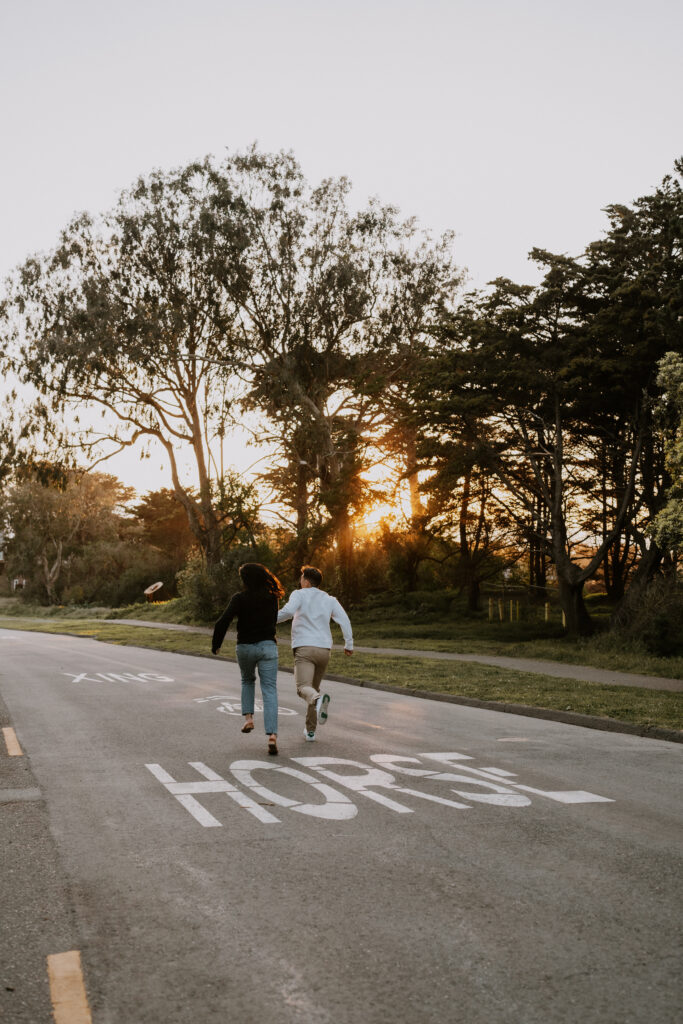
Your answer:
[4,161,250,566]
[205,148,460,596]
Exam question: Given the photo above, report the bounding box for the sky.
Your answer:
[1,0,681,494]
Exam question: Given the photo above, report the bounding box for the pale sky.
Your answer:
[1,0,681,494]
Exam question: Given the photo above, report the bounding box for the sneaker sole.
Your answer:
[303,728,316,742]
[318,694,330,724]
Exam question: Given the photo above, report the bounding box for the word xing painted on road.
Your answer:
[145,752,614,827]
[63,670,174,684]
[194,694,299,716]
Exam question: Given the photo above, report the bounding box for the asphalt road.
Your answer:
[1,628,681,1024]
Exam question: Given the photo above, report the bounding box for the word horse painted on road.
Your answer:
[145,752,614,827]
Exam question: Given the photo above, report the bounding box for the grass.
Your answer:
[3,594,681,679]
[1,614,681,734]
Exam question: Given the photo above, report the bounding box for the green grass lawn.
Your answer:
[5,594,679,680]
[2,615,680,734]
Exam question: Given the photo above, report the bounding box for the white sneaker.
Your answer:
[316,694,330,724]
[304,727,316,742]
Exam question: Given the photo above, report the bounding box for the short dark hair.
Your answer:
[300,565,323,587]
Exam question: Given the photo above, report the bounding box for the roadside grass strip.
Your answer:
[4,598,682,679]
[46,951,92,1024]
[2,616,682,733]
[349,623,683,680]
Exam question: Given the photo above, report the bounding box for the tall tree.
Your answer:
[205,148,459,597]
[580,160,683,596]
[426,160,683,634]
[431,256,644,636]
[4,160,249,566]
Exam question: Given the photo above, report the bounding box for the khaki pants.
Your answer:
[293,646,331,730]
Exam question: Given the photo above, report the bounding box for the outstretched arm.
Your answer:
[331,599,353,652]
[212,595,239,654]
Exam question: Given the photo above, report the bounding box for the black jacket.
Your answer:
[212,590,278,652]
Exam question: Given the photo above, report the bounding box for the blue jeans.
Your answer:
[236,640,278,735]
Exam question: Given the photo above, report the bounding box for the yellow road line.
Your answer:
[46,951,93,1024]
[2,726,23,756]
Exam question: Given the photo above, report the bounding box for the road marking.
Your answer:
[46,950,92,1024]
[230,760,358,820]
[514,786,614,804]
[296,757,473,811]
[62,670,174,684]
[2,726,23,756]
[193,694,298,715]
[146,751,615,827]
[145,762,281,825]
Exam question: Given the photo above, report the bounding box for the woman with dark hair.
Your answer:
[211,563,285,755]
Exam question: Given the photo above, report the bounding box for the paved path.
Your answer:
[106,619,683,692]
[1,629,682,1023]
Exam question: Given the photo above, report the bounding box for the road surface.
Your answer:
[1,627,681,1023]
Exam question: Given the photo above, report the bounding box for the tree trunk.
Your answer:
[612,540,664,627]
[293,458,310,569]
[405,430,423,519]
[336,512,357,605]
[557,575,594,637]
[467,576,480,612]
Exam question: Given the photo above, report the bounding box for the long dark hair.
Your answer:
[238,563,285,600]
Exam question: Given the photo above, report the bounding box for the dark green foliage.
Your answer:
[615,577,683,656]
[0,469,182,606]
[176,543,279,622]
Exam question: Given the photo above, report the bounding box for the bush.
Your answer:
[614,577,683,656]
[177,545,278,622]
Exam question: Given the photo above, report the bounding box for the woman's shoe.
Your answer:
[267,736,278,756]
[241,719,254,733]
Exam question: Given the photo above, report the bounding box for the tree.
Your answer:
[203,148,459,598]
[580,161,683,597]
[432,257,640,636]
[1,471,135,603]
[4,160,250,567]
[131,488,196,559]
[650,351,683,552]
[413,345,530,611]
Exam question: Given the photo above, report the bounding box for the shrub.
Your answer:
[177,544,278,622]
[614,577,683,656]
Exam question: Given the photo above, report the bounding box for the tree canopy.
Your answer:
[2,149,681,630]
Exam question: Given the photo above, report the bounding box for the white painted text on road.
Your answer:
[146,750,613,826]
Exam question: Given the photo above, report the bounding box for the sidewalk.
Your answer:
[105,619,683,693]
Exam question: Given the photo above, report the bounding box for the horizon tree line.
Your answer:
[1,148,681,635]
